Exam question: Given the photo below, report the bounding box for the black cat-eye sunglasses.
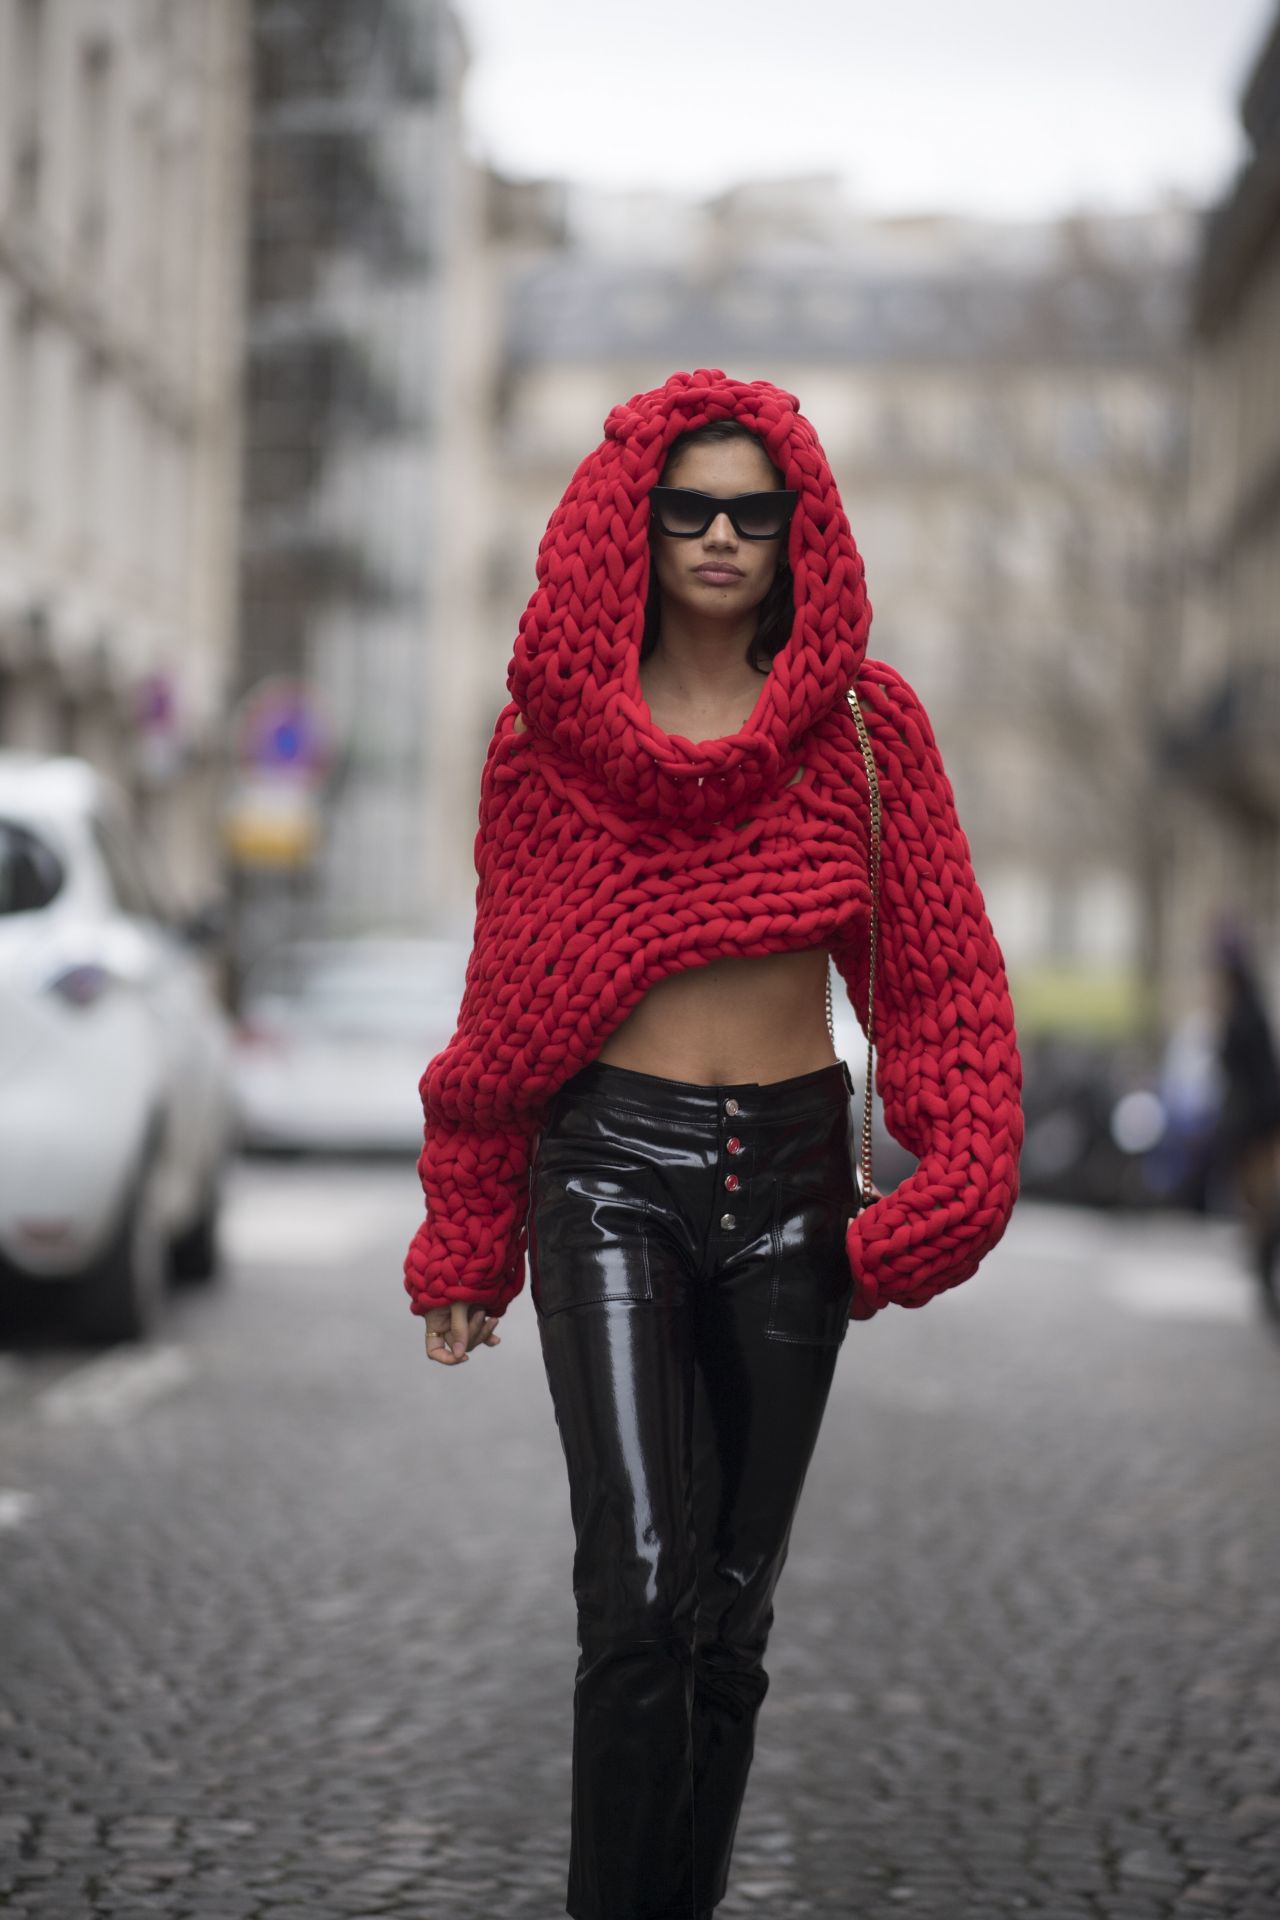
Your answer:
[649,486,798,541]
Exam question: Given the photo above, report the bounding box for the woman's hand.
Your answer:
[425,1301,502,1366]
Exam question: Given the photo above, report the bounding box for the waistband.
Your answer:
[548,1056,855,1127]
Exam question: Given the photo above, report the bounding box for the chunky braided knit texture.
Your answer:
[405,369,1023,1323]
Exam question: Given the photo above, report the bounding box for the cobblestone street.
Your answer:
[1,1160,1277,1920]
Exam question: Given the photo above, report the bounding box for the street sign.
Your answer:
[231,676,336,784]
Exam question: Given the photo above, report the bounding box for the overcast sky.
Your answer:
[452,0,1277,218]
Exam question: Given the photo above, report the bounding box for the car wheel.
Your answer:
[76,1148,170,1345]
[170,1173,223,1283]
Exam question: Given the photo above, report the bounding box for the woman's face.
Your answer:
[649,437,787,628]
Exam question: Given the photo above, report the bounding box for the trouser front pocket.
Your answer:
[528,1149,657,1318]
[764,1182,856,1347]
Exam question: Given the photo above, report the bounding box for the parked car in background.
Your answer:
[1133,1007,1224,1213]
[1016,1035,1132,1207]
[1015,1026,1220,1213]
[232,936,470,1154]
[0,752,237,1343]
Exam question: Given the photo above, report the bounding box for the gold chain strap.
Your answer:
[824,685,882,1204]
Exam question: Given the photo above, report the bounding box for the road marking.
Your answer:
[36,1344,195,1426]
[0,1488,40,1529]
[1100,1264,1256,1324]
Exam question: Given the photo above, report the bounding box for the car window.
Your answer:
[0,819,65,914]
[89,814,162,919]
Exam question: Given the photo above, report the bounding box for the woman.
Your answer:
[405,369,1024,1920]
[1210,920,1280,1312]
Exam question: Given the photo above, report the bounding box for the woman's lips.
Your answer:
[693,565,744,584]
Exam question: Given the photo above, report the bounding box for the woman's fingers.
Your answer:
[424,1313,459,1364]
[424,1317,455,1363]
[424,1304,502,1364]
[460,1303,502,1352]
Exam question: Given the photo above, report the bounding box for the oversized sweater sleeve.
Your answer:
[832,663,1024,1318]
[402,713,538,1322]
[403,1110,535,1321]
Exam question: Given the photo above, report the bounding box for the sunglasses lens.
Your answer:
[733,494,792,539]
[655,491,710,535]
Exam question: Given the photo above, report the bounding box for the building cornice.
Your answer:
[1192,13,1280,338]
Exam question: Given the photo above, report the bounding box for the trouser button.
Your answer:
[720,1212,737,1230]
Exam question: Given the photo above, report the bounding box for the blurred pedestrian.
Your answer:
[404,370,1024,1919]
[1210,918,1280,1311]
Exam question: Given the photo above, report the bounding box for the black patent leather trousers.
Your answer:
[528,1056,861,1920]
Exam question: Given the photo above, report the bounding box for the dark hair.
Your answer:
[640,421,795,675]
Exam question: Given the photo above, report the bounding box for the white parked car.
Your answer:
[232,936,470,1154]
[0,752,237,1342]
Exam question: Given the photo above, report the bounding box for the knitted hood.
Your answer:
[507,368,872,824]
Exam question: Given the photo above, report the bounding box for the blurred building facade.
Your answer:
[0,0,250,905]
[230,0,493,967]
[1170,7,1280,1016]
[475,186,1196,1040]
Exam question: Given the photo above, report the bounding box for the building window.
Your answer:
[90,815,160,920]
[969,392,1018,472]
[12,0,46,224]
[8,305,37,531]
[77,35,111,280]
[876,399,910,460]
[70,348,102,561]
[1059,394,1106,468]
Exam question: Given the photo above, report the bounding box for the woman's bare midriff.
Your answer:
[594,944,839,1086]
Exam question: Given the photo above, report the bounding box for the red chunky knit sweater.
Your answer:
[405,369,1023,1324]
